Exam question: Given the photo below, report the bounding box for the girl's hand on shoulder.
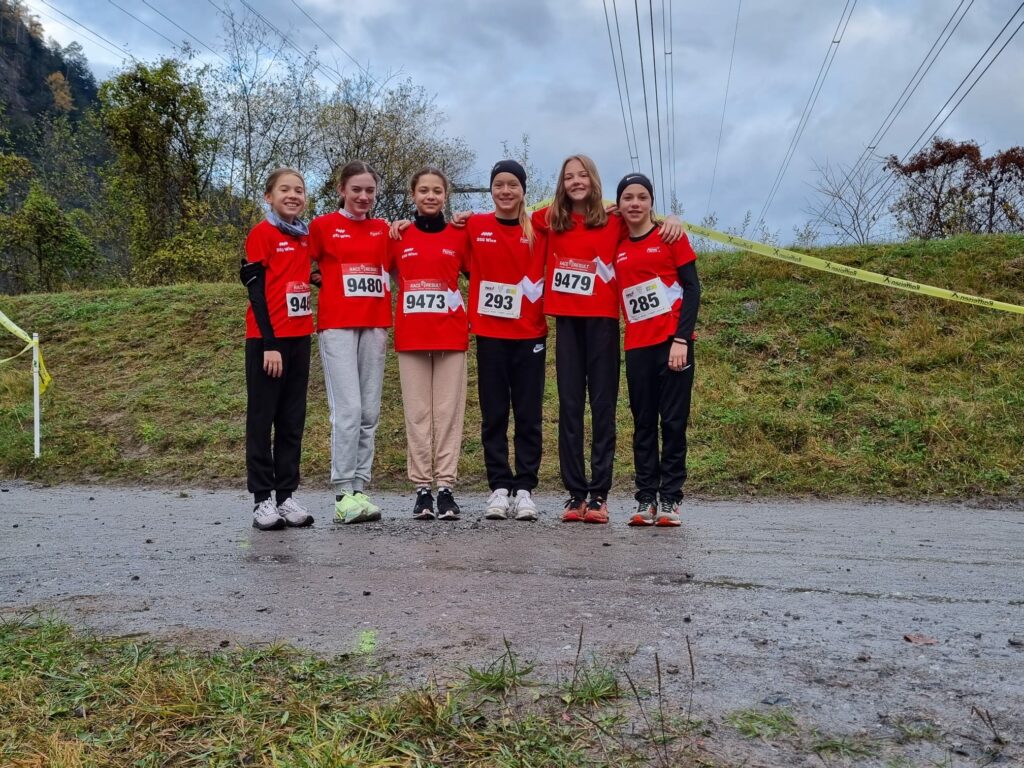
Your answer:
[310,268,322,288]
[450,210,473,228]
[605,203,620,216]
[389,220,411,240]
[660,216,684,244]
[263,350,283,378]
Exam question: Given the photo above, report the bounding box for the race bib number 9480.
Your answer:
[342,264,385,297]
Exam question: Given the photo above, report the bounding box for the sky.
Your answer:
[23,0,1024,242]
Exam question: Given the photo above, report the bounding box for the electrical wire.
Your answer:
[603,0,639,171]
[706,0,741,217]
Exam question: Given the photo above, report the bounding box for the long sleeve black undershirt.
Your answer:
[243,267,280,351]
[675,260,700,341]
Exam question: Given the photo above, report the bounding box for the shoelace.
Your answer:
[564,496,585,509]
[587,498,605,510]
[659,500,677,516]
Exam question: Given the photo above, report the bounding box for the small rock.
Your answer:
[219,640,230,648]
[974,633,982,639]
[602,542,611,547]
[213,521,222,526]
[145,539,154,544]
[1009,637,1023,647]
[683,615,692,623]
[855,652,871,662]
[89,496,95,501]
[363,590,371,596]
[130,575,140,581]
[12,524,18,528]
[74,706,88,718]
[255,606,270,613]
[761,693,791,706]
[665,665,680,675]
[685,573,694,579]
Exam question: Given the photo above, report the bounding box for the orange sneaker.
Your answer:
[583,497,609,524]
[655,498,682,527]
[562,495,587,522]
[628,496,657,526]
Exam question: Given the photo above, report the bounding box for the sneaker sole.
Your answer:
[561,513,585,522]
[284,516,315,528]
[628,515,654,527]
[252,518,286,531]
[515,513,537,522]
[339,509,381,525]
[484,510,509,520]
[437,512,460,521]
[412,512,436,520]
[583,517,608,524]
[655,517,681,527]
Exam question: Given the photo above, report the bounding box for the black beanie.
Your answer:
[490,159,527,191]
[616,173,654,204]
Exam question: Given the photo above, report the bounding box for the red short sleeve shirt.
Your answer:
[244,219,314,339]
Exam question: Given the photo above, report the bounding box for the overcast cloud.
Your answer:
[25,0,1024,241]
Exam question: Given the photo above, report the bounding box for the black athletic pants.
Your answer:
[554,316,620,499]
[625,338,695,502]
[245,336,311,503]
[476,335,546,492]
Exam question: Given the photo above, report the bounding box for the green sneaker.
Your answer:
[352,491,382,521]
[334,492,380,524]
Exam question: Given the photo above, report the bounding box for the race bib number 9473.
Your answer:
[403,278,448,314]
[286,281,312,317]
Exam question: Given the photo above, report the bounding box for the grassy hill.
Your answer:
[1,233,1022,498]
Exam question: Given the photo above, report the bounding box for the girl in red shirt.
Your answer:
[241,167,315,531]
[309,160,391,525]
[389,167,471,521]
[533,155,683,524]
[614,173,700,527]
[466,160,547,521]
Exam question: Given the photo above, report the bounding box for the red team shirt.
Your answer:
[244,219,314,339]
[466,213,548,339]
[532,208,628,319]
[389,226,471,352]
[614,227,698,351]
[309,212,392,330]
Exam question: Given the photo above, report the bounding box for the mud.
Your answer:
[2,484,1022,765]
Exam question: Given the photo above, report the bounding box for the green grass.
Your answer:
[0,618,707,767]
[725,708,799,740]
[2,232,1023,496]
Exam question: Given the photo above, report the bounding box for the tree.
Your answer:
[99,59,218,272]
[0,181,99,290]
[46,71,73,112]
[886,138,1024,239]
[805,158,892,244]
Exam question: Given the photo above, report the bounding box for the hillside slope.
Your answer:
[1,234,1022,497]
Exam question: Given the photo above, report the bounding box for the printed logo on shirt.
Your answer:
[616,250,628,263]
[646,246,661,253]
[475,231,497,244]
[442,248,457,257]
[332,228,352,239]
[276,241,298,253]
[369,230,384,237]
[401,247,417,259]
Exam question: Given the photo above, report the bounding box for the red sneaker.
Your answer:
[583,498,609,524]
[655,498,682,527]
[562,495,587,522]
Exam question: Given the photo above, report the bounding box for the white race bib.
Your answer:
[477,280,522,319]
[622,278,670,323]
[285,281,312,317]
[342,264,385,297]
[403,278,448,314]
[551,257,596,296]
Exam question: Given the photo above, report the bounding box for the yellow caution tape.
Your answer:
[684,223,1024,315]
[528,198,1023,314]
[0,308,52,392]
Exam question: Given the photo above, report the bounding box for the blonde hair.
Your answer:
[491,172,535,248]
[547,154,608,233]
[264,167,306,195]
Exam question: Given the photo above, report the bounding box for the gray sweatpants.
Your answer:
[319,327,388,493]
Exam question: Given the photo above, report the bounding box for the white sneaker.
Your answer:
[484,488,510,520]
[512,490,538,521]
[252,498,284,530]
[278,497,314,527]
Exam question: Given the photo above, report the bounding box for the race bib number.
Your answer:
[286,281,312,317]
[478,280,522,319]
[403,278,448,314]
[551,257,596,296]
[622,278,670,323]
[342,264,385,297]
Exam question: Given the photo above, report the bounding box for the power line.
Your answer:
[706,0,741,218]
[36,0,137,61]
[756,0,857,228]
[106,0,179,49]
[647,0,666,208]
[288,0,377,85]
[612,0,642,172]
[139,0,229,63]
[29,5,128,61]
[667,0,678,207]
[632,0,656,180]
[866,2,1024,221]
[603,0,639,171]
[812,0,974,234]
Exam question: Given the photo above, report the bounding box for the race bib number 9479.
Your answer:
[286,281,312,317]
[551,257,596,296]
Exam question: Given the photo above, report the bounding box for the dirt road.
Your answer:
[2,484,1021,765]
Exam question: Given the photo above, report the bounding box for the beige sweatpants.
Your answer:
[397,350,467,488]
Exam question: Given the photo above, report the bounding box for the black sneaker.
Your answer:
[436,488,461,520]
[412,488,435,520]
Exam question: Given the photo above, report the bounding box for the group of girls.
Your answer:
[241,153,700,531]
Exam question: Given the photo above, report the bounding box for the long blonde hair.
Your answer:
[491,171,535,248]
[546,154,608,233]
